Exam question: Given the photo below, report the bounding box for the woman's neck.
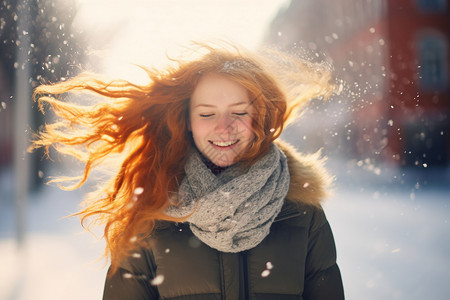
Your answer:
[199,153,229,175]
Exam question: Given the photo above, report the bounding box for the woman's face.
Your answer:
[189,73,255,167]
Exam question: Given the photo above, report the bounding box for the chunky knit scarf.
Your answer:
[166,144,290,253]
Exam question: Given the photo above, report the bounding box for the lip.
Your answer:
[209,139,239,149]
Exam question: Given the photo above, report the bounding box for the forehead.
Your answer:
[191,73,249,106]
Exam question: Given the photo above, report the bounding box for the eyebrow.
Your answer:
[194,101,249,108]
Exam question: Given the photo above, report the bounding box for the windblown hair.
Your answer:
[30,42,335,274]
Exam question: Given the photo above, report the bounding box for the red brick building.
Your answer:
[386,0,449,167]
[266,0,449,167]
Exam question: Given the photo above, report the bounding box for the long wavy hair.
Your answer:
[30,42,335,274]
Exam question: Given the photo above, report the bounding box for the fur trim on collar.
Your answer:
[275,140,333,208]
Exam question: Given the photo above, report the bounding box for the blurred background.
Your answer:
[1,0,449,299]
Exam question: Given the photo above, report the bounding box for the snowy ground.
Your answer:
[326,187,450,299]
[1,164,449,300]
[0,179,107,300]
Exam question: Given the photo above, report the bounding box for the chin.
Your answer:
[212,158,234,167]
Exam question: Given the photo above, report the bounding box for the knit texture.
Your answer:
[166,144,290,252]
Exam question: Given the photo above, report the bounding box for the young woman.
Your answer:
[31,43,344,299]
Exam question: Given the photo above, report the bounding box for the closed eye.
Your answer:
[200,113,214,118]
[233,112,248,116]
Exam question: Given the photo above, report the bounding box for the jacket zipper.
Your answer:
[219,252,226,300]
[241,251,249,300]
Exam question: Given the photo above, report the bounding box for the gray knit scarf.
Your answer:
[166,144,290,253]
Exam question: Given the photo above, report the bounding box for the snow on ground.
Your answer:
[0,181,107,300]
[1,165,449,300]
[325,186,450,300]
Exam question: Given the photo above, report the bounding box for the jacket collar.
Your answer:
[274,199,304,222]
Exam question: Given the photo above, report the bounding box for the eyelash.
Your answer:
[199,112,248,118]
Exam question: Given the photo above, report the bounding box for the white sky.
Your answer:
[73,0,289,83]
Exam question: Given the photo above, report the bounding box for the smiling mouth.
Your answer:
[210,140,239,147]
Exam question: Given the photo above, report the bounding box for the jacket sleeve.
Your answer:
[103,266,159,300]
[102,249,159,300]
[303,209,345,300]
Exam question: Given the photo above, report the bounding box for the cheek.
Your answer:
[190,120,208,139]
[240,118,255,138]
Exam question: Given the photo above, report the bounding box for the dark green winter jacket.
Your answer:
[102,142,344,299]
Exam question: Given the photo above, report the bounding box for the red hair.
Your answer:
[30,42,335,273]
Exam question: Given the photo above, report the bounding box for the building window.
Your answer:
[417,34,448,91]
[416,0,447,13]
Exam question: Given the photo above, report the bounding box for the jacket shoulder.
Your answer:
[276,198,328,233]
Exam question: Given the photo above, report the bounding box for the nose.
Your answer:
[215,114,236,135]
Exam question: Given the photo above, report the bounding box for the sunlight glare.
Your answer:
[73,0,289,84]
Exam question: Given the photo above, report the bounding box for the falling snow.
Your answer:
[134,187,144,195]
[150,275,165,286]
[261,269,271,278]
[0,153,448,300]
[1,1,449,300]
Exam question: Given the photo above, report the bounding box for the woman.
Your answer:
[31,43,344,299]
